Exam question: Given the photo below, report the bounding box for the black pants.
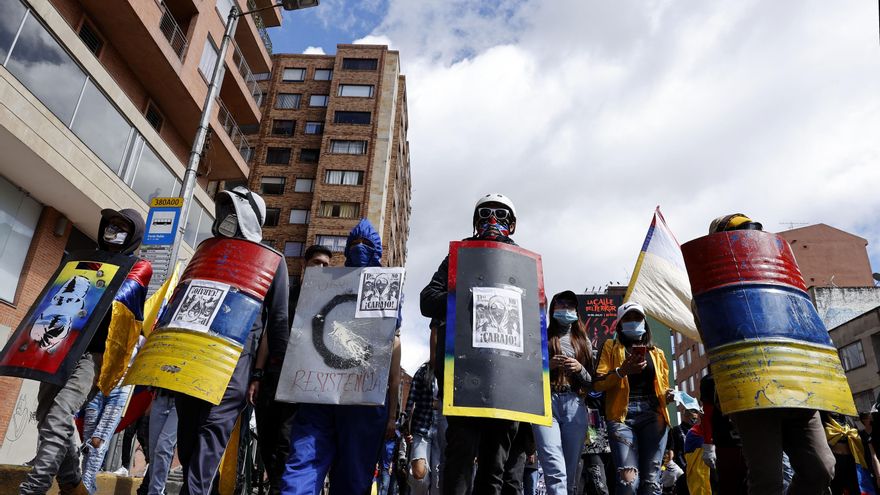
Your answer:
[501,438,526,495]
[443,416,519,495]
[254,371,298,495]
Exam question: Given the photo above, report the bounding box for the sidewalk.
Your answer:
[0,465,142,494]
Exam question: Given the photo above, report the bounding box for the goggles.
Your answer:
[476,207,512,220]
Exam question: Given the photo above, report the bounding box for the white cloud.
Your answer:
[302,46,326,55]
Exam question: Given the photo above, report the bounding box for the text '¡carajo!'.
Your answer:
[291,369,379,393]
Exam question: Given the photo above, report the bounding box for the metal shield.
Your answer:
[443,240,551,425]
[682,230,856,415]
[0,251,135,385]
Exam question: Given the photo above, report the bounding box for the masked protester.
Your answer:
[20,208,151,495]
[281,219,402,495]
[420,193,523,495]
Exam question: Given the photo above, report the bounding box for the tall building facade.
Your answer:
[0,0,280,462]
[245,45,411,278]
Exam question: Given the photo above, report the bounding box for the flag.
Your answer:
[142,262,181,337]
[624,208,700,341]
[825,416,878,495]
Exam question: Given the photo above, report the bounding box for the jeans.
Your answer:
[255,371,298,495]
[607,399,668,495]
[81,385,132,493]
[443,416,519,495]
[581,454,610,495]
[409,413,446,495]
[533,391,589,495]
[147,392,178,495]
[523,467,539,495]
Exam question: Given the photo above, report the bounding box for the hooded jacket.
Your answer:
[344,218,383,267]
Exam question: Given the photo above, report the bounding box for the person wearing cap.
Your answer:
[532,290,593,495]
[21,208,152,495]
[594,301,674,495]
[420,193,523,494]
[173,186,289,494]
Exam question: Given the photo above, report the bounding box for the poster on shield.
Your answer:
[472,287,524,353]
[276,267,401,406]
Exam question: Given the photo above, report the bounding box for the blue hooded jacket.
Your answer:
[345,218,383,267]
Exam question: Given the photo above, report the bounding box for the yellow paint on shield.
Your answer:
[710,340,856,416]
[97,301,140,395]
[216,413,242,495]
[124,329,242,404]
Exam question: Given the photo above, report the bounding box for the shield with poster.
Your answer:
[0,251,135,385]
[275,266,403,406]
[444,240,551,426]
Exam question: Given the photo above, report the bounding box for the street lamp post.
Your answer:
[168,1,319,272]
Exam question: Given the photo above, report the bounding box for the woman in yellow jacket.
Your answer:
[594,301,674,495]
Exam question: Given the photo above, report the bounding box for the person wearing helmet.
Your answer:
[173,187,290,495]
[420,193,521,495]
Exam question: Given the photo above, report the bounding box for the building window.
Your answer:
[334,111,371,125]
[254,72,271,81]
[242,146,255,162]
[282,68,306,82]
[314,68,333,80]
[688,376,694,392]
[272,119,295,136]
[294,178,314,193]
[309,94,328,107]
[320,202,360,218]
[0,177,43,303]
[316,235,348,252]
[337,84,374,98]
[266,147,291,165]
[289,209,310,224]
[275,93,301,109]
[284,241,304,257]
[840,341,867,371]
[677,355,685,371]
[698,343,705,356]
[198,38,219,81]
[854,390,876,414]
[675,332,682,344]
[686,348,692,366]
[145,102,164,132]
[342,58,378,71]
[215,0,235,23]
[264,208,281,227]
[240,123,260,134]
[701,367,708,378]
[260,177,286,195]
[300,149,320,163]
[77,21,103,56]
[325,170,364,185]
[304,122,324,135]
[261,239,275,249]
[329,140,367,155]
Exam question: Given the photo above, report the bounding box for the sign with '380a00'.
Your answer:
[143,197,183,246]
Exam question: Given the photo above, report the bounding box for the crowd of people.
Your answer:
[11,191,879,495]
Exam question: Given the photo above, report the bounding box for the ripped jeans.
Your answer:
[606,399,668,495]
[81,385,132,493]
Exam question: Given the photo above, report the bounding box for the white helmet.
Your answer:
[474,193,516,219]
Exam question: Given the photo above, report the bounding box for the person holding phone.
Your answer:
[595,301,674,495]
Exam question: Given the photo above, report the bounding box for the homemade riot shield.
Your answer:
[276,267,402,405]
[125,238,281,404]
[682,230,856,415]
[0,251,135,385]
[444,241,551,425]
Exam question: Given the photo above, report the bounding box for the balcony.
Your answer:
[158,2,189,60]
[232,41,263,107]
[217,98,251,162]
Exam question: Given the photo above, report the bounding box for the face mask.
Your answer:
[621,320,646,339]
[553,309,578,325]
[217,214,239,238]
[345,243,378,267]
[103,224,128,245]
[475,216,511,240]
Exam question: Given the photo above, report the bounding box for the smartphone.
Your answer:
[632,344,647,361]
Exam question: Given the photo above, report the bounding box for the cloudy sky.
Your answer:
[271,1,880,373]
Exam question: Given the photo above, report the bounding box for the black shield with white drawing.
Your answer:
[276,267,401,406]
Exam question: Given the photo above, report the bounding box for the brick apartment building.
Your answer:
[241,45,411,278]
[0,0,282,462]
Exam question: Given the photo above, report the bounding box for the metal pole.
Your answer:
[168,6,241,270]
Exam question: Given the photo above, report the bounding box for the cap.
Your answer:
[617,301,645,322]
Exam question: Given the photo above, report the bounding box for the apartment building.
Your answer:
[0,0,281,462]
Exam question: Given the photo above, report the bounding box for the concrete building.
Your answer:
[244,45,411,278]
[0,0,281,462]
[829,307,880,413]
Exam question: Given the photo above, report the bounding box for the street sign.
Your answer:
[144,197,183,246]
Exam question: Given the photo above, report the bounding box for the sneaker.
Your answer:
[112,467,129,476]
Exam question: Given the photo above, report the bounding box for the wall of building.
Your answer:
[829,308,880,413]
[811,287,880,330]
[778,224,874,287]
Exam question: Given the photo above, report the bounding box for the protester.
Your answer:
[172,187,289,494]
[532,290,593,495]
[502,422,538,495]
[281,219,402,495]
[20,208,151,495]
[695,373,743,495]
[659,450,684,495]
[249,244,331,494]
[406,357,445,495]
[682,421,711,495]
[594,301,673,495]
[420,193,523,494]
[580,389,611,495]
[822,412,877,495]
[860,412,880,491]
[141,388,178,495]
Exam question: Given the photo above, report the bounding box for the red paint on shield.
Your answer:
[181,238,281,300]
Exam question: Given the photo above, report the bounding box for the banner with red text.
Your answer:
[576,294,623,353]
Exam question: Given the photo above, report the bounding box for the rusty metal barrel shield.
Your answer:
[682,230,856,415]
[125,238,281,404]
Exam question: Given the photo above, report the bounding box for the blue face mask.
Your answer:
[621,321,646,340]
[553,309,578,325]
[345,243,379,267]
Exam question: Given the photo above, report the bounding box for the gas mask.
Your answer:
[217,214,239,238]
[103,224,128,245]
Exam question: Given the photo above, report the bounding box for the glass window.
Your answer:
[304,122,323,134]
[196,207,213,245]
[272,119,295,136]
[341,58,378,70]
[854,390,876,414]
[215,0,236,23]
[309,94,328,107]
[275,93,301,109]
[0,1,28,63]
[337,84,374,98]
[71,80,132,172]
[325,170,363,185]
[131,144,179,204]
[334,111,371,125]
[0,176,42,303]
[314,69,332,80]
[675,332,683,344]
[266,147,291,165]
[260,177,285,195]
[688,376,694,392]
[677,355,685,371]
[289,209,309,224]
[329,140,367,155]
[242,146,254,162]
[698,343,705,355]
[253,72,270,81]
[840,341,866,371]
[315,235,347,252]
[198,38,219,80]
[294,178,314,192]
[284,241,304,257]
[701,367,708,378]
[6,11,87,125]
[264,208,280,226]
[183,200,211,248]
[320,202,359,219]
[299,149,319,163]
[282,68,306,82]
[686,348,692,366]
